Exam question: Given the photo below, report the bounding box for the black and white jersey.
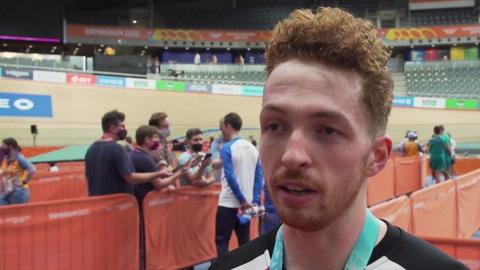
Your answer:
[209,221,468,270]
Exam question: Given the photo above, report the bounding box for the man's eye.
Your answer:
[266,123,280,131]
[318,127,338,136]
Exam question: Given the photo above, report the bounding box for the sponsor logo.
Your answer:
[13,98,34,110]
[0,93,53,117]
[97,76,126,87]
[49,209,90,220]
[68,74,95,84]
[5,70,30,78]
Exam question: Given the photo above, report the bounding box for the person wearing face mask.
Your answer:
[178,128,215,187]
[131,125,193,204]
[0,137,35,205]
[85,110,172,196]
[148,112,178,170]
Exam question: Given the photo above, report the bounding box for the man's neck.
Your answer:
[282,189,386,270]
[101,133,117,141]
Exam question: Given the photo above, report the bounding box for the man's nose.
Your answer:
[280,130,312,171]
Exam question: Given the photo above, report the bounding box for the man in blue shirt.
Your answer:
[85,110,170,196]
[215,112,264,258]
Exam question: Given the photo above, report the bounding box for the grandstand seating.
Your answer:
[159,68,266,85]
[405,61,480,99]
[411,8,479,26]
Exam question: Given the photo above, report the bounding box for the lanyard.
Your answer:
[269,209,378,270]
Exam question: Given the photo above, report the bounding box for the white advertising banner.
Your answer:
[33,70,67,83]
[211,84,242,95]
[126,78,156,90]
[413,97,446,109]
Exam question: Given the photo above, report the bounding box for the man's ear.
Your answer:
[366,135,392,177]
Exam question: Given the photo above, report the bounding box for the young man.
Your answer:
[85,110,170,196]
[131,125,192,204]
[177,128,214,187]
[215,112,264,258]
[148,112,177,170]
[210,8,466,270]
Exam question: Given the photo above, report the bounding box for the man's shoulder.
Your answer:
[209,229,277,270]
[371,222,468,270]
[87,140,122,152]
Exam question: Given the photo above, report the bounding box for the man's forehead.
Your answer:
[265,59,363,94]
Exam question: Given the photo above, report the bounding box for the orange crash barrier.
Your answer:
[367,159,395,206]
[455,169,480,238]
[454,158,480,176]
[144,185,220,270]
[394,156,422,196]
[423,236,480,270]
[144,184,262,270]
[370,195,411,233]
[0,194,139,270]
[411,180,458,237]
[29,177,88,202]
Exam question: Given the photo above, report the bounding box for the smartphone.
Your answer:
[203,153,212,161]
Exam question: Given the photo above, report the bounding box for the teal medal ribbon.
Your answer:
[269,209,379,270]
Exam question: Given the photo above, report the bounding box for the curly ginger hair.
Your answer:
[265,7,394,136]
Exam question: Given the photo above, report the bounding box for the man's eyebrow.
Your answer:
[261,104,348,121]
[260,104,286,115]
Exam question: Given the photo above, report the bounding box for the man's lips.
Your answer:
[274,181,319,207]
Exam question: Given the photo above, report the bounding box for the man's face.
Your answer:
[260,59,375,231]
[188,133,204,147]
[220,123,229,140]
[111,121,127,141]
[145,134,161,150]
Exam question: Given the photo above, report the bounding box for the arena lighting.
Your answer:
[164,46,168,50]
[0,35,60,43]
[247,48,251,51]
[77,43,82,47]
[2,43,6,47]
[206,47,210,50]
[100,44,104,47]
[28,45,33,48]
[185,47,190,50]
[132,19,137,24]
[226,47,231,51]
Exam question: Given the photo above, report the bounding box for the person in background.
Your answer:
[49,162,59,172]
[148,112,177,170]
[249,135,258,147]
[131,125,193,204]
[85,110,170,196]
[427,125,451,184]
[403,131,423,157]
[448,132,457,177]
[194,52,201,65]
[214,112,264,258]
[260,184,281,235]
[210,118,226,183]
[0,137,35,205]
[178,128,214,187]
[211,54,218,64]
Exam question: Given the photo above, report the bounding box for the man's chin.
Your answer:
[278,208,334,232]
